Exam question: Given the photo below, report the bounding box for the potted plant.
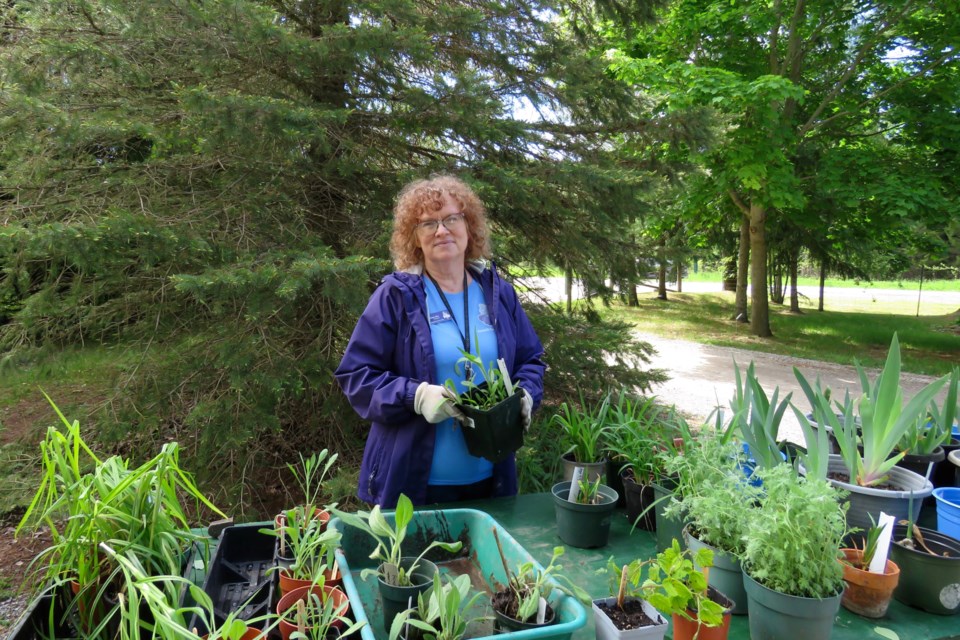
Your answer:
[727,362,792,480]
[794,333,949,531]
[446,342,525,463]
[641,539,733,640]
[741,464,847,640]
[552,391,612,482]
[604,393,671,530]
[331,494,462,630]
[889,519,960,615]
[593,559,669,640]
[17,395,225,638]
[388,572,488,640]
[491,546,590,632]
[275,582,363,640]
[663,433,760,615]
[263,509,343,595]
[275,450,339,543]
[838,518,900,618]
[551,475,619,548]
[895,367,959,483]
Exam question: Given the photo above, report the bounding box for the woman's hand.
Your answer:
[414,382,469,424]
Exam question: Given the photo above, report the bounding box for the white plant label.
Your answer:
[869,512,896,574]
[568,467,584,502]
[497,358,514,396]
[536,597,547,624]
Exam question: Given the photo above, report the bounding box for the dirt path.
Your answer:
[638,332,950,445]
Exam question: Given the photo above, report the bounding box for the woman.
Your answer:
[335,175,545,508]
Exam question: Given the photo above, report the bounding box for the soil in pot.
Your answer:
[594,599,660,629]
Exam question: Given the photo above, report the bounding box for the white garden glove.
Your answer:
[520,387,533,431]
[414,382,473,427]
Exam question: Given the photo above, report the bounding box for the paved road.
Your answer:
[521,277,959,445]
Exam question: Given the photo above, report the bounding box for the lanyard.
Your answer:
[426,270,472,380]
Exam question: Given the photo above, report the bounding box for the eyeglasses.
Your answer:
[415,213,465,235]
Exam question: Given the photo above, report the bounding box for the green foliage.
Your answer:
[796,333,949,486]
[389,573,487,640]
[445,336,513,409]
[642,539,726,627]
[728,361,792,472]
[743,465,847,598]
[900,367,959,455]
[662,434,760,556]
[551,391,611,464]
[331,494,462,587]
[603,392,672,484]
[505,546,590,623]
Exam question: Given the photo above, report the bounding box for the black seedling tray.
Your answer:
[188,523,278,636]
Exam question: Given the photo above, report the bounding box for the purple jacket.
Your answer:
[334,263,545,507]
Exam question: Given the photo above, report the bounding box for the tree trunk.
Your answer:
[676,260,682,292]
[627,277,639,306]
[749,202,772,336]
[564,265,573,314]
[818,258,826,312]
[789,246,801,313]
[734,214,749,322]
[657,236,668,300]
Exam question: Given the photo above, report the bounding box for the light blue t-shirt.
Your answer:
[424,277,499,485]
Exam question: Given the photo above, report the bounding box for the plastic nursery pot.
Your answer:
[458,387,524,463]
[561,452,607,484]
[278,565,344,596]
[551,481,618,549]
[742,572,842,640]
[621,471,655,532]
[591,597,668,640]
[377,558,438,632]
[683,526,747,615]
[932,487,960,540]
[276,584,350,640]
[889,524,960,615]
[492,601,556,632]
[670,586,734,640]
[839,548,900,618]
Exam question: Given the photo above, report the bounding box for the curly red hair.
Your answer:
[390,175,492,270]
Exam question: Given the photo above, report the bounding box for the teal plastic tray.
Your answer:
[331,508,587,640]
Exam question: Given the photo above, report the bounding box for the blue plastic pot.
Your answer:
[932,487,960,540]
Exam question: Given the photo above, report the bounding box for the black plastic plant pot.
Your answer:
[889,524,960,615]
[458,387,523,463]
[492,604,556,632]
[378,558,439,633]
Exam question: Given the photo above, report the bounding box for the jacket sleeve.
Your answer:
[499,279,546,410]
[334,283,421,425]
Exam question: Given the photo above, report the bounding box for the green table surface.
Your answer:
[450,492,959,640]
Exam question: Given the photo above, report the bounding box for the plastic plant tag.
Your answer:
[497,358,515,396]
[536,596,547,624]
[383,562,399,585]
[567,467,584,502]
[869,512,896,574]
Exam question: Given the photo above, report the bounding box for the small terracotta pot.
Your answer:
[275,507,331,531]
[671,610,732,640]
[278,565,343,595]
[276,584,350,640]
[202,630,266,640]
[839,548,900,618]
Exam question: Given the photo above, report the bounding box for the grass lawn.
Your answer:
[683,269,960,292]
[604,289,960,377]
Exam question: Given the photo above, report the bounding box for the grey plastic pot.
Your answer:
[826,454,933,532]
[551,481,618,549]
[651,480,686,554]
[561,453,607,484]
[683,526,747,615]
[742,571,842,640]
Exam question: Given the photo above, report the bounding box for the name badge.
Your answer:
[429,310,452,325]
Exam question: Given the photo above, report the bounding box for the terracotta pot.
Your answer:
[276,584,350,640]
[839,548,900,618]
[669,586,733,640]
[275,507,331,531]
[202,630,266,640]
[278,565,343,595]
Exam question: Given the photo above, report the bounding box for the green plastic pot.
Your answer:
[551,481,618,549]
[742,571,842,640]
[377,558,438,631]
[683,526,747,615]
[652,480,686,554]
